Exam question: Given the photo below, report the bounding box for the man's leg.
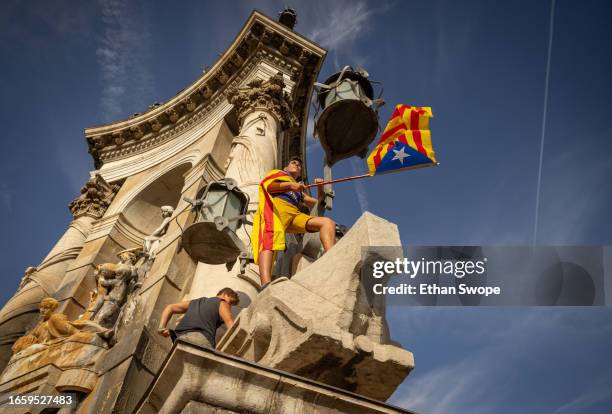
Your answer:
[305,217,336,251]
[258,250,275,286]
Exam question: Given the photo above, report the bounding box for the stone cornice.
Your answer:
[84,11,326,169]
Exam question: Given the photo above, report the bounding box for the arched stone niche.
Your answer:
[122,163,192,235]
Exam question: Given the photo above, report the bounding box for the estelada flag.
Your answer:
[251,169,295,264]
[367,104,437,175]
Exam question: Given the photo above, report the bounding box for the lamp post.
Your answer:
[313,66,383,215]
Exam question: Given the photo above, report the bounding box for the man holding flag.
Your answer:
[251,157,336,290]
[252,104,436,290]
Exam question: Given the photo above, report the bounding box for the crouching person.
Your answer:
[158,287,239,348]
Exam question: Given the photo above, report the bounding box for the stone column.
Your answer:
[224,72,297,211]
[188,73,297,307]
[0,174,120,372]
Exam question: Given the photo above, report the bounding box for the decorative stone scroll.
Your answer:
[68,174,122,219]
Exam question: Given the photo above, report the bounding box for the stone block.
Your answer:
[217,212,413,401]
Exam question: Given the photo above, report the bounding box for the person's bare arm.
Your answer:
[218,300,234,330]
[267,181,304,194]
[150,216,172,237]
[303,194,318,209]
[302,178,325,209]
[158,300,190,337]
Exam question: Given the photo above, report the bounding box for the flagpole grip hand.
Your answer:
[312,178,326,199]
[290,182,305,193]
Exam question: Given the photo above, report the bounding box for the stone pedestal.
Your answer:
[217,212,413,401]
[0,332,108,414]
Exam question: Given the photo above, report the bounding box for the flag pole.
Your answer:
[304,162,439,188]
[304,173,371,188]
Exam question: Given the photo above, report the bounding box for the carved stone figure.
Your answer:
[0,175,122,372]
[3,297,109,396]
[88,249,141,330]
[143,206,174,259]
[11,298,78,353]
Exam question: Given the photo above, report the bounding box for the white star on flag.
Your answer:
[391,147,410,164]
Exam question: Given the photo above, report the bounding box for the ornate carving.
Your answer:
[217,70,229,85]
[227,72,298,130]
[183,97,197,112]
[87,248,142,331]
[68,174,121,219]
[84,14,324,169]
[149,118,162,132]
[200,84,213,99]
[230,52,244,67]
[11,298,78,354]
[5,297,109,396]
[112,131,125,146]
[166,109,179,123]
[130,125,144,139]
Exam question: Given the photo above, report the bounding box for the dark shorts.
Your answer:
[176,331,213,349]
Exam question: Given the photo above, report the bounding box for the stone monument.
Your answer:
[0,10,414,414]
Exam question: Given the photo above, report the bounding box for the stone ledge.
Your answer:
[136,340,414,414]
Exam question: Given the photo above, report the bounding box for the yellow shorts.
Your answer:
[274,198,314,234]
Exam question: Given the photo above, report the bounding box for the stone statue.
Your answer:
[143,206,174,259]
[11,298,78,353]
[88,249,141,330]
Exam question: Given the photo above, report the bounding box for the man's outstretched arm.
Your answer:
[267,180,304,193]
[158,300,190,337]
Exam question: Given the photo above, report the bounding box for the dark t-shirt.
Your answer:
[174,297,223,346]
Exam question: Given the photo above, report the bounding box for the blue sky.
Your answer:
[1,0,612,412]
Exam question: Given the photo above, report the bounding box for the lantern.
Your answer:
[180,178,249,266]
[314,66,384,166]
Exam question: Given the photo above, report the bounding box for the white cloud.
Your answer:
[554,375,612,414]
[306,0,384,70]
[96,0,154,122]
[389,308,612,412]
[308,1,373,51]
